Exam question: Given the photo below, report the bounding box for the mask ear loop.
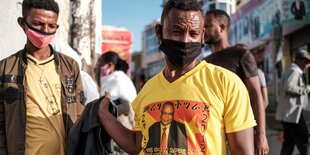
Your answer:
[200,38,205,48]
[22,18,56,35]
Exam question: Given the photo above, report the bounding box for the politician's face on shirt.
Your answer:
[160,104,174,126]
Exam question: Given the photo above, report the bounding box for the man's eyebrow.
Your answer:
[170,24,185,29]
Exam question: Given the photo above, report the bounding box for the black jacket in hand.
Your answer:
[68,96,118,155]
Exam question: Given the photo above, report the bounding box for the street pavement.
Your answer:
[266,111,310,155]
[266,112,286,155]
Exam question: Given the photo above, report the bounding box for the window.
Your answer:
[209,3,216,10]
[146,37,159,56]
[218,3,227,11]
[145,28,159,56]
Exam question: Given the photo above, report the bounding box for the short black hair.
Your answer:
[22,0,59,17]
[206,9,230,28]
[161,0,203,25]
[99,51,129,73]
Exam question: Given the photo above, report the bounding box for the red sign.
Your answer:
[102,26,132,65]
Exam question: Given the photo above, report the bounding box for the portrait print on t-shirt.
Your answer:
[142,99,210,154]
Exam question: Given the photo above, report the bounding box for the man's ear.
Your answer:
[219,23,226,33]
[155,24,163,39]
[202,27,206,43]
[17,17,25,29]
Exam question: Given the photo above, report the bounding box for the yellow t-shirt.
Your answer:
[25,54,65,155]
[132,61,256,155]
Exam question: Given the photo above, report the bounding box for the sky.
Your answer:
[102,0,163,52]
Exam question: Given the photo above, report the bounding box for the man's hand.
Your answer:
[255,132,269,155]
[97,90,142,154]
[98,91,111,121]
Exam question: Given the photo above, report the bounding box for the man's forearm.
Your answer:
[250,92,266,134]
[245,76,269,154]
[227,128,254,155]
[98,100,141,154]
[245,76,266,134]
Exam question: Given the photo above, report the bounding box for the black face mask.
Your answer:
[159,39,203,67]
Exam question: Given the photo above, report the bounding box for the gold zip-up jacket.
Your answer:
[0,45,85,155]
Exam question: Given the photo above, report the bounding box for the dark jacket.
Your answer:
[0,45,84,155]
[68,97,118,155]
[291,1,306,20]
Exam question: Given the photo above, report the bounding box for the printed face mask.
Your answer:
[159,39,203,67]
[24,20,56,48]
[101,65,111,76]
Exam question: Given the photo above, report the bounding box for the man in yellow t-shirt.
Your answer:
[131,60,256,155]
[98,0,256,154]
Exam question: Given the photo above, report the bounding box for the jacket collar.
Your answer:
[20,44,60,68]
[292,63,303,75]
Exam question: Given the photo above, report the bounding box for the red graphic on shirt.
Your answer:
[142,100,210,154]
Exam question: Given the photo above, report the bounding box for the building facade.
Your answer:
[141,19,165,79]
[201,0,237,15]
[229,0,310,111]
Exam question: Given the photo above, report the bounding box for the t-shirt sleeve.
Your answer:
[258,69,267,87]
[222,71,257,133]
[241,50,258,78]
[132,96,142,131]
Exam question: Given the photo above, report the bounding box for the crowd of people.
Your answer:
[0,0,309,155]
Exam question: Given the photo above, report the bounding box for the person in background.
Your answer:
[275,50,310,155]
[0,0,84,154]
[97,51,137,129]
[97,51,137,154]
[80,71,100,104]
[235,43,269,109]
[98,0,256,154]
[204,10,269,155]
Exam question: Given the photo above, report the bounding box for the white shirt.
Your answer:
[100,71,137,102]
[292,63,308,109]
[81,71,100,105]
[100,71,137,129]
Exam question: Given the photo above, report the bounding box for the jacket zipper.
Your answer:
[21,54,27,153]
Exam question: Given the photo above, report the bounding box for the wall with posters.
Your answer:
[229,0,282,47]
[229,0,285,110]
[229,0,310,110]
